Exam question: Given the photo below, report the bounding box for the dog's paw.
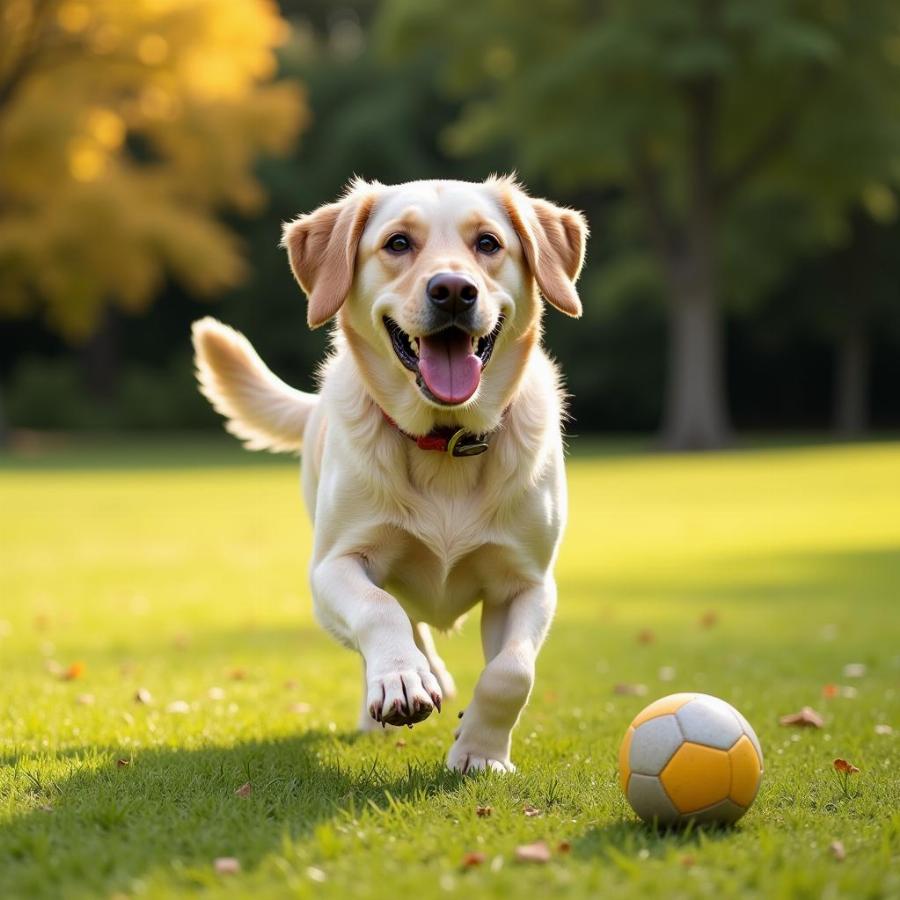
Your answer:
[446,741,515,774]
[446,711,515,773]
[367,667,442,727]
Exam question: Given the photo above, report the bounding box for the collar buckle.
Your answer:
[446,427,489,458]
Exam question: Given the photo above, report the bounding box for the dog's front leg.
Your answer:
[312,555,443,728]
[447,579,557,773]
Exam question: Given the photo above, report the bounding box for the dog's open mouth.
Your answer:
[384,316,503,406]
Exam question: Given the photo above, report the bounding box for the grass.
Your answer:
[1,435,899,899]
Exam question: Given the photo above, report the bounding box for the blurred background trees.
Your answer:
[1,0,898,447]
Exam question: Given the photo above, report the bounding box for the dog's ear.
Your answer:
[496,179,587,317]
[282,182,377,329]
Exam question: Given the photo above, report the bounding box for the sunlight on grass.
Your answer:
[1,439,898,898]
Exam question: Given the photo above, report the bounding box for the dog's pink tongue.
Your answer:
[418,330,481,405]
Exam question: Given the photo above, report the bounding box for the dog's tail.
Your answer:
[191,317,316,453]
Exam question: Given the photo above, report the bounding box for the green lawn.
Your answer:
[1,436,899,899]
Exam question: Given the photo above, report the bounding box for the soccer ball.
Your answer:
[618,692,763,825]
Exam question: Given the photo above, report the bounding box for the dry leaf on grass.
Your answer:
[475,805,492,817]
[234,782,253,798]
[522,804,541,817]
[833,758,860,774]
[557,841,572,854]
[134,688,153,705]
[214,857,241,875]
[779,707,824,728]
[116,758,131,768]
[461,852,486,867]
[614,683,647,696]
[515,842,551,864]
[829,840,846,861]
[62,661,85,681]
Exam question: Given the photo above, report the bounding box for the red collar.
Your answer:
[381,410,491,457]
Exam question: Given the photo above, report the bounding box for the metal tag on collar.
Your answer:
[446,427,489,458]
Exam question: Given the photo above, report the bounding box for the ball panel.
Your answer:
[683,798,747,825]
[629,714,684,775]
[675,695,744,750]
[660,742,730,813]
[627,773,680,825]
[618,726,634,793]
[630,692,698,728]
[735,709,764,767]
[729,735,763,807]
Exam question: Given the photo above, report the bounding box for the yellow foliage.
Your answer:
[0,0,307,340]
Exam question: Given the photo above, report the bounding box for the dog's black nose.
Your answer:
[426,272,478,316]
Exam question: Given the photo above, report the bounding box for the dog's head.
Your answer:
[282,176,587,431]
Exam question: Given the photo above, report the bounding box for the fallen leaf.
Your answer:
[166,700,190,714]
[116,758,131,768]
[76,693,95,706]
[699,611,719,629]
[515,842,551,864]
[522,804,541,817]
[134,688,153,705]
[874,724,893,735]
[822,684,839,699]
[843,663,866,679]
[214,857,241,875]
[833,758,860,774]
[461,852,486,867]
[637,629,655,645]
[475,805,493,817]
[829,840,846,861]
[557,841,572,854]
[62,661,85,681]
[234,782,252,797]
[614,683,647,696]
[779,707,824,728]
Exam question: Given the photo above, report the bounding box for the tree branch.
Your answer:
[629,138,681,265]
[715,69,823,200]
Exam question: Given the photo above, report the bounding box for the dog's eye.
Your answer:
[476,233,501,254]
[384,233,412,253]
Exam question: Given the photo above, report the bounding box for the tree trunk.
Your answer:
[661,272,731,450]
[833,315,869,437]
[0,385,9,448]
[80,305,119,401]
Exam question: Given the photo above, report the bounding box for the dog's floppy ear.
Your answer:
[282,181,377,329]
[496,178,587,318]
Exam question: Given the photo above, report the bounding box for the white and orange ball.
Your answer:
[618,693,763,825]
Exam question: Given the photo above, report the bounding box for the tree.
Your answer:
[379,0,900,448]
[0,0,304,352]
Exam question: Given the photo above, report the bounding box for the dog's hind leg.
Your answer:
[413,623,456,700]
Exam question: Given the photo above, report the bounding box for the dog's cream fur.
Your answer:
[192,176,587,772]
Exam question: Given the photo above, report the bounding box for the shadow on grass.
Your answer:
[0,730,464,895]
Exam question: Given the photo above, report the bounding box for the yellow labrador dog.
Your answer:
[192,176,587,772]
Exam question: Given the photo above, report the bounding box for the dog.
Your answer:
[192,176,587,772]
